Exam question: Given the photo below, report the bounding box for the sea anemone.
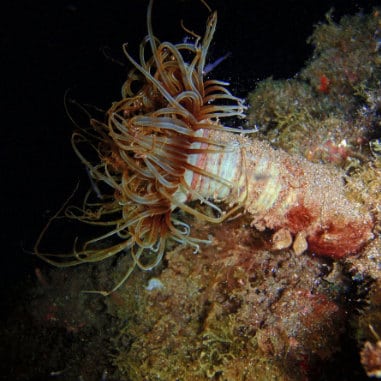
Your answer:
[36,0,374,295]
[35,0,248,294]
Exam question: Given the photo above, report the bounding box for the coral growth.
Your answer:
[109,219,347,380]
[361,340,381,378]
[346,148,381,233]
[248,10,381,377]
[248,9,381,169]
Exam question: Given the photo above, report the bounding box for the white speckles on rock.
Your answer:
[145,278,164,291]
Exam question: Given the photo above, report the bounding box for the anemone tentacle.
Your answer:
[35,0,248,294]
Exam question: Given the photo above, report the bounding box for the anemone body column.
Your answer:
[184,129,374,258]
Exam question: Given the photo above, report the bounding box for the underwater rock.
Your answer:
[109,219,347,380]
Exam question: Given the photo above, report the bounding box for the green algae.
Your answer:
[248,9,381,168]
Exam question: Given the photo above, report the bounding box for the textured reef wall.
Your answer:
[247,10,381,377]
[108,220,347,380]
[248,9,381,169]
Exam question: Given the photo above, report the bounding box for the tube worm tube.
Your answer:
[180,129,374,258]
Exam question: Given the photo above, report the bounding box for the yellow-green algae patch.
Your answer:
[108,218,346,380]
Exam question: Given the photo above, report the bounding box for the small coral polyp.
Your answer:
[36,0,374,293]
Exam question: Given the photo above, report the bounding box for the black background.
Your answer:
[1,0,379,288]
